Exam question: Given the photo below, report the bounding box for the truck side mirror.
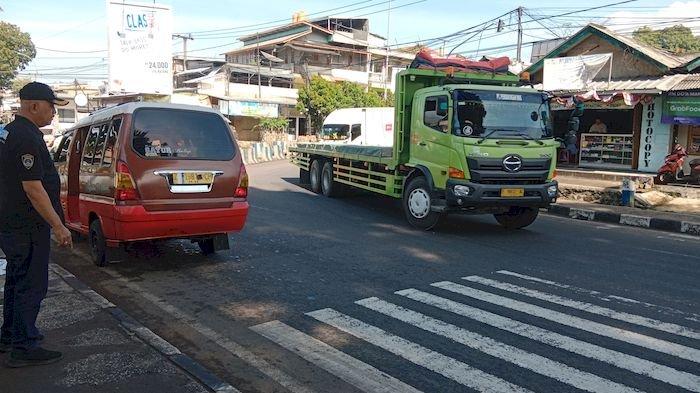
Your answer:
[568,118,580,133]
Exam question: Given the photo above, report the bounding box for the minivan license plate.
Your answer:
[182,172,213,185]
[501,188,524,197]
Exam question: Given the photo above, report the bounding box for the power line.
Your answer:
[177,0,380,36]
[36,47,107,54]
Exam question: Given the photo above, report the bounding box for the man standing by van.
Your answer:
[0,82,72,367]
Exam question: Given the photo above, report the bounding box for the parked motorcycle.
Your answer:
[656,144,700,185]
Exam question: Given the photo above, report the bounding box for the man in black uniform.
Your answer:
[0,82,73,367]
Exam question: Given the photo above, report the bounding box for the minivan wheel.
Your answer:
[310,159,323,194]
[197,238,216,255]
[89,220,108,267]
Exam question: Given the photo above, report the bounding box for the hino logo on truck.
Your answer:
[502,155,523,172]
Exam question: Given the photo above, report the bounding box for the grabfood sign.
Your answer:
[107,1,172,95]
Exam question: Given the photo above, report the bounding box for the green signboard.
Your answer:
[662,93,700,125]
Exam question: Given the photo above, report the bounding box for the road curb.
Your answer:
[545,205,700,236]
[49,263,241,393]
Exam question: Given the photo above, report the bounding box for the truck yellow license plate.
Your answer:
[501,188,525,197]
[183,172,213,185]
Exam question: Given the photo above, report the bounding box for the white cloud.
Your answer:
[604,1,700,34]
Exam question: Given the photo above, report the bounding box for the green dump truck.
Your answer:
[289,68,559,230]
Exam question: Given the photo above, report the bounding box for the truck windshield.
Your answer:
[452,90,552,141]
[320,124,349,140]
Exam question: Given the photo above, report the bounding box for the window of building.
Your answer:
[58,108,76,123]
[689,126,700,154]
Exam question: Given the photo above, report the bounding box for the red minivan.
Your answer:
[53,102,249,266]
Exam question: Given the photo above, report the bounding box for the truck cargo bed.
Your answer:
[291,143,394,163]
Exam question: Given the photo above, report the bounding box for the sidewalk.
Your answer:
[0,252,234,393]
[547,200,700,236]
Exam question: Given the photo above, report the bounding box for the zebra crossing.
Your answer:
[250,271,700,392]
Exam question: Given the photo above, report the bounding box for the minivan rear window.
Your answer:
[132,108,235,160]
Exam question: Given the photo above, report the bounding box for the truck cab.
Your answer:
[396,70,558,229]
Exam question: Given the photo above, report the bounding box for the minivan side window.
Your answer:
[92,124,108,165]
[424,96,449,132]
[82,125,101,168]
[53,133,73,163]
[102,118,121,167]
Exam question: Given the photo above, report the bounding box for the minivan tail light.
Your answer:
[115,161,139,201]
[235,164,248,199]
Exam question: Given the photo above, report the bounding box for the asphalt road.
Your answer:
[54,160,700,393]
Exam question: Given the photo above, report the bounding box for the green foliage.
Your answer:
[633,25,700,54]
[11,77,33,93]
[255,117,288,132]
[297,76,395,131]
[0,22,36,90]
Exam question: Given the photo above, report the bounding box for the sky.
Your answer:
[1,0,700,83]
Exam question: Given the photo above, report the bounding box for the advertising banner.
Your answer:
[543,53,612,91]
[662,91,700,125]
[107,1,173,94]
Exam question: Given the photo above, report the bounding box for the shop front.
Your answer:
[663,90,700,173]
[552,93,673,173]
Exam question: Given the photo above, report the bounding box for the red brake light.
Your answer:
[235,164,248,199]
[115,161,139,201]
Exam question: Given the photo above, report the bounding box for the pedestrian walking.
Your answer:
[0,82,72,367]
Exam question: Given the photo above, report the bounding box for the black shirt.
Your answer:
[0,115,62,232]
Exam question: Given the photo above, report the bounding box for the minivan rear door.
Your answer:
[125,108,242,212]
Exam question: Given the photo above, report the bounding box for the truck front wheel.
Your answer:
[494,207,539,229]
[403,177,442,230]
[310,159,322,193]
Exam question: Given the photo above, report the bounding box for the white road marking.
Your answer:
[464,275,700,340]
[251,321,422,393]
[641,248,700,260]
[397,289,700,392]
[357,297,641,393]
[433,281,700,363]
[496,270,700,323]
[307,308,531,393]
[101,269,315,393]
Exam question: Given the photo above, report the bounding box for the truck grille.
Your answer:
[467,157,551,185]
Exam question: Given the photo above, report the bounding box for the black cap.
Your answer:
[19,82,69,106]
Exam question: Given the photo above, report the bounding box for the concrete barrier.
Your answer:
[238,140,289,165]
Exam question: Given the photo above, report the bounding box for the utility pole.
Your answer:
[173,34,193,70]
[516,7,523,63]
[256,32,261,99]
[383,0,391,100]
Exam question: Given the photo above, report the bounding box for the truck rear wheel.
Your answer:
[321,161,341,197]
[299,168,310,184]
[310,159,322,194]
[403,177,442,230]
[494,207,539,229]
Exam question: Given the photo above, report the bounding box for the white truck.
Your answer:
[318,107,394,146]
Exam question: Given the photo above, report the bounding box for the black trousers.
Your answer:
[0,226,50,351]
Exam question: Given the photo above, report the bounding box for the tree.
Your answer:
[0,22,36,90]
[633,25,700,54]
[11,77,33,93]
[255,117,288,132]
[297,76,395,131]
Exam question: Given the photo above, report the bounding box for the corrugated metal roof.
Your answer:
[222,31,311,56]
[536,74,690,94]
[670,74,700,91]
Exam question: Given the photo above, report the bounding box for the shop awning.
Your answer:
[537,74,690,95]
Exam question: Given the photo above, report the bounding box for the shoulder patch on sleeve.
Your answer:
[21,154,35,169]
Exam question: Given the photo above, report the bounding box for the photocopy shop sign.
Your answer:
[638,96,672,173]
[662,91,700,125]
[107,1,173,95]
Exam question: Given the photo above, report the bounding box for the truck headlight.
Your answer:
[454,185,471,197]
[547,185,558,198]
